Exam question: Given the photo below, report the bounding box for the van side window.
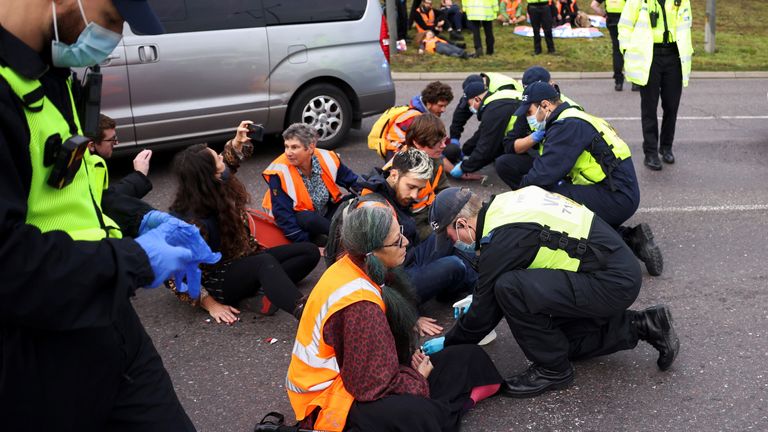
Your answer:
[148,0,265,33]
[262,0,366,26]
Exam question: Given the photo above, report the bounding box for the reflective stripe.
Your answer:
[626,70,644,79]
[624,52,647,62]
[680,55,692,63]
[289,278,382,389]
[285,376,334,394]
[632,20,650,29]
[266,163,298,204]
[316,149,339,181]
[618,17,634,27]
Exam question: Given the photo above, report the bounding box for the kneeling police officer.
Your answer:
[422,187,679,397]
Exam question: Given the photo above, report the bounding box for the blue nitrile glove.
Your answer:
[450,138,460,147]
[138,210,171,236]
[452,294,473,319]
[449,161,464,178]
[136,227,195,288]
[422,337,445,355]
[160,218,221,299]
[531,129,546,143]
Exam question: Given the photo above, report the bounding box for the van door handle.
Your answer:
[138,45,159,63]
[99,53,121,66]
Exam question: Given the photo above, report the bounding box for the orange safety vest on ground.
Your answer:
[415,8,436,32]
[384,108,422,154]
[286,255,386,431]
[261,148,343,214]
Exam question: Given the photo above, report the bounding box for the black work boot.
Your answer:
[634,305,680,371]
[501,364,574,398]
[627,223,663,276]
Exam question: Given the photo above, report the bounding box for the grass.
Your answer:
[391,0,768,72]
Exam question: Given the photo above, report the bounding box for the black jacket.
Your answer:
[461,96,521,173]
[358,170,420,248]
[109,170,153,200]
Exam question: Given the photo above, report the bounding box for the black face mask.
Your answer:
[219,166,231,184]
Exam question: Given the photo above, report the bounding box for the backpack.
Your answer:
[367,105,410,159]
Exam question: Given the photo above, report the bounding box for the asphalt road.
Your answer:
[117,77,768,432]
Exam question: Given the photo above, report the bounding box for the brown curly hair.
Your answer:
[421,81,454,105]
[169,144,251,258]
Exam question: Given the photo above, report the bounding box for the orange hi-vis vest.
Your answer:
[503,0,522,16]
[556,0,576,15]
[262,148,343,214]
[381,152,443,212]
[415,8,436,32]
[423,35,448,54]
[384,108,422,154]
[286,255,386,431]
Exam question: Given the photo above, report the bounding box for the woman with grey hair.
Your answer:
[261,123,361,245]
[287,203,502,431]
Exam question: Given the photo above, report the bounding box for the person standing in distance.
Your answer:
[0,1,219,431]
[527,0,556,55]
[591,0,627,91]
[619,0,693,170]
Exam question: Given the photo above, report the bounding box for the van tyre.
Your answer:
[289,84,352,150]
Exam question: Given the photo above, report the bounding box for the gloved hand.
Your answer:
[452,294,473,319]
[449,161,464,178]
[136,226,195,289]
[531,129,546,143]
[138,210,171,236]
[450,138,460,147]
[421,336,445,355]
[160,218,221,299]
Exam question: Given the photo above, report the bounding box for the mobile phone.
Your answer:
[247,123,264,142]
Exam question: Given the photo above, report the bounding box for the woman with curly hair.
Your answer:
[169,121,320,323]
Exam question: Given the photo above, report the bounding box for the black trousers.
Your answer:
[640,46,683,155]
[495,152,535,189]
[528,3,555,53]
[468,20,494,55]
[492,219,643,371]
[1,304,195,432]
[606,15,624,84]
[221,243,319,312]
[396,0,408,40]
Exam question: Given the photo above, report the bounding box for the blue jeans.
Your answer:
[405,234,477,303]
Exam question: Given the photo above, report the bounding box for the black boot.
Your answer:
[627,223,663,276]
[292,295,308,320]
[500,364,574,398]
[634,305,680,371]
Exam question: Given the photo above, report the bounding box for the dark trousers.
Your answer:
[528,3,555,53]
[1,305,195,432]
[295,200,340,243]
[436,41,466,57]
[549,181,640,228]
[221,243,320,312]
[396,0,408,40]
[495,152,535,189]
[606,17,624,83]
[405,234,477,303]
[640,46,683,155]
[492,220,642,371]
[442,5,464,31]
[468,20,494,55]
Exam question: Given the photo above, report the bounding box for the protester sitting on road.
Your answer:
[421,187,679,398]
[262,123,361,245]
[417,30,472,59]
[86,113,153,199]
[383,113,450,241]
[287,202,502,431]
[359,148,476,303]
[170,122,320,323]
[514,81,663,276]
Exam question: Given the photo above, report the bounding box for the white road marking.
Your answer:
[605,116,768,121]
[637,204,768,214]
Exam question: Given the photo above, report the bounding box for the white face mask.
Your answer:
[51,0,123,68]
[453,221,475,253]
[533,104,547,131]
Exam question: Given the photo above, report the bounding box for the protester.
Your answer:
[262,123,360,245]
[412,0,445,34]
[287,202,502,431]
[171,123,320,321]
[417,30,472,59]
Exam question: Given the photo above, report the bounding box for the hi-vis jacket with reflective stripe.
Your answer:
[286,255,386,431]
[261,149,343,214]
[0,65,121,241]
[618,0,693,86]
[481,186,595,272]
[605,0,626,14]
[482,72,523,93]
[464,0,499,20]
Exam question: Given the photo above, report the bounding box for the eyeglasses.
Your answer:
[381,225,405,248]
[102,136,119,144]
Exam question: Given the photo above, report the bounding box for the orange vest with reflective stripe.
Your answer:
[381,152,442,212]
[261,148,343,214]
[385,109,422,153]
[415,8,436,32]
[286,255,386,431]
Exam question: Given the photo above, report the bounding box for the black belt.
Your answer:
[653,43,678,56]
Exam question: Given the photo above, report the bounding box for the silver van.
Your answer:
[98,0,395,150]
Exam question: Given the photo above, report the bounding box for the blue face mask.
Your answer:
[526,115,539,131]
[453,221,476,254]
[533,105,547,131]
[469,104,478,115]
[51,1,123,68]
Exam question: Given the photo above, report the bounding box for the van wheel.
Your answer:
[288,84,352,150]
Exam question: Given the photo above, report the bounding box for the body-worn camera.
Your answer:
[44,134,90,189]
[247,123,265,142]
[649,10,659,27]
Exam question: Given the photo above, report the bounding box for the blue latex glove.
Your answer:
[136,226,195,289]
[450,138,460,147]
[531,129,546,143]
[449,161,464,178]
[452,294,473,319]
[138,210,171,236]
[422,336,445,355]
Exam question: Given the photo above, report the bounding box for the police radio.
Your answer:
[79,65,103,141]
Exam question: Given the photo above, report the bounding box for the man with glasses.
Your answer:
[87,114,153,199]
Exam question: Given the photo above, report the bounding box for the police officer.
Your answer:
[527,0,556,54]
[619,0,693,170]
[422,187,680,397]
[591,0,627,91]
[515,81,663,276]
[447,75,522,181]
[0,1,219,430]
